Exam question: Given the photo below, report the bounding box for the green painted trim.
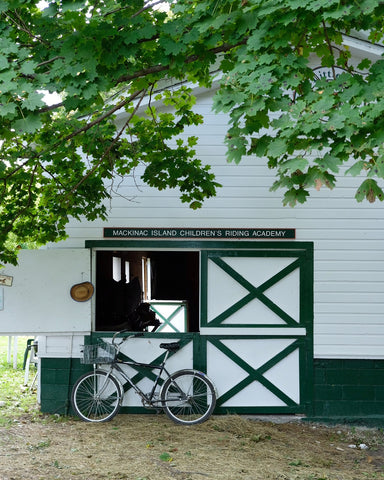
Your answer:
[150,304,185,333]
[200,251,208,329]
[214,406,301,414]
[201,324,306,329]
[201,249,311,329]
[299,246,314,415]
[118,350,168,389]
[258,340,300,375]
[194,335,207,372]
[91,332,194,340]
[300,244,314,332]
[209,255,298,326]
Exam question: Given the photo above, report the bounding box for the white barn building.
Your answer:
[1,34,384,423]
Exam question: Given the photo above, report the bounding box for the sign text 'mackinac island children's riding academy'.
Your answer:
[104,228,295,239]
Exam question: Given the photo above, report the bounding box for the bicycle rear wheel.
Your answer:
[71,369,122,422]
[161,369,216,425]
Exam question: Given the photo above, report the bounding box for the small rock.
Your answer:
[359,444,369,450]
[348,444,357,449]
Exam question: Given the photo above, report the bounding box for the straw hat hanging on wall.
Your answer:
[70,282,94,302]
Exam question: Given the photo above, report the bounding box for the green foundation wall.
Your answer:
[312,359,384,424]
[40,357,384,424]
[40,358,91,415]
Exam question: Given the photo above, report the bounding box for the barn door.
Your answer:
[0,249,92,334]
[200,247,313,413]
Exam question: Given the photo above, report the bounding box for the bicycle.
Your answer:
[71,331,216,425]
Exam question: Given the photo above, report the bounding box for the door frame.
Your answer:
[86,240,313,414]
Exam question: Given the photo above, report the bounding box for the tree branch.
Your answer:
[37,41,246,116]
[39,102,64,113]
[115,40,247,85]
[4,9,50,46]
[51,89,146,151]
[37,56,65,68]
[131,0,167,18]
[4,90,146,183]
[322,20,337,77]
[60,88,148,202]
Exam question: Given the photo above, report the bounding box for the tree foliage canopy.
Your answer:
[1,0,384,264]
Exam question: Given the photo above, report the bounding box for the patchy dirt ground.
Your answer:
[1,413,384,480]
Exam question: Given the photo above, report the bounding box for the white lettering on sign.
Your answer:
[104,228,295,239]
[152,229,178,237]
[112,229,149,237]
[180,229,220,237]
[225,230,250,237]
[252,230,286,237]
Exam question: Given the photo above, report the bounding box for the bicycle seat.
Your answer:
[159,342,180,351]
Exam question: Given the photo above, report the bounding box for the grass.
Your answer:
[0,346,384,480]
[0,336,40,425]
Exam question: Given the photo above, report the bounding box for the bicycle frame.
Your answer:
[93,345,174,408]
[73,333,216,424]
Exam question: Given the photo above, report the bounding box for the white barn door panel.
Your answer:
[0,249,92,334]
[201,247,313,413]
[202,252,305,329]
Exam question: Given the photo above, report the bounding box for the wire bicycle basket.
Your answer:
[81,341,116,364]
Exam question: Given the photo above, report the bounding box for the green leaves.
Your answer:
[212,0,384,207]
[356,179,384,203]
[268,139,289,159]
[1,0,384,264]
[14,114,43,134]
[280,157,309,174]
[0,0,221,264]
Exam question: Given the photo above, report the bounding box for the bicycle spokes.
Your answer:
[72,370,122,422]
[161,370,216,425]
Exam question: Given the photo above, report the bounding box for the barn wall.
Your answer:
[51,85,384,360]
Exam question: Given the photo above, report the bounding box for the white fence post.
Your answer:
[7,336,18,369]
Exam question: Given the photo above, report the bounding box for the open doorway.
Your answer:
[95,250,200,332]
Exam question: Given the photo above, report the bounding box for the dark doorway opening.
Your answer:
[95,250,200,332]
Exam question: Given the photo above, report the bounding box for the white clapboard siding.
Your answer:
[57,80,384,360]
[316,281,384,293]
[317,313,384,323]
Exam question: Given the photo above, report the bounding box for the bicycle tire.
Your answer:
[160,369,216,425]
[71,369,122,422]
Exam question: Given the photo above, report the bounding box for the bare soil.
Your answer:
[1,413,384,480]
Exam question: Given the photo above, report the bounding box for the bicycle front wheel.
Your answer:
[161,370,216,425]
[71,369,122,422]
